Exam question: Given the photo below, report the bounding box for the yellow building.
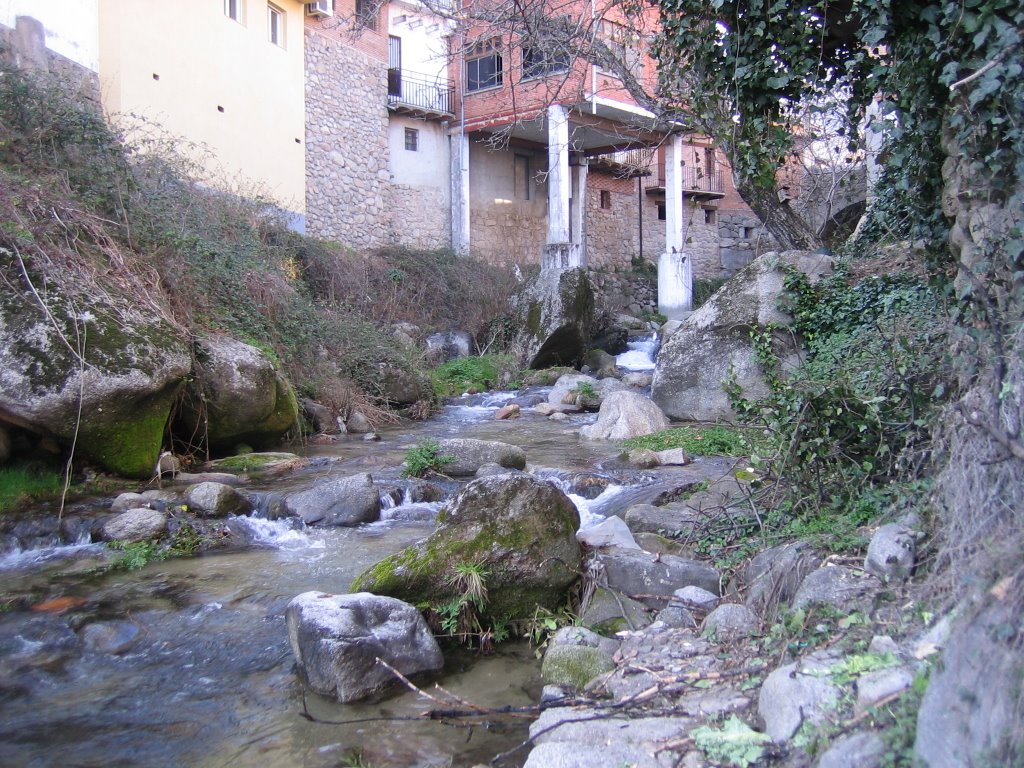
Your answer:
[98,0,307,227]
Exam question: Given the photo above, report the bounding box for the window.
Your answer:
[466,39,503,92]
[404,127,419,151]
[657,203,666,221]
[355,0,378,30]
[514,155,531,200]
[600,190,612,210]
[522,44,570,80]
[224,0,244,22]
[268,3,284,46]
[743,226,756,239]
[704,208,716,224]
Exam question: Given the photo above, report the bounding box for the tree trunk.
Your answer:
[735,175,824,251]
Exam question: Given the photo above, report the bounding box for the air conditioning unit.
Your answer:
[305,0,334,17]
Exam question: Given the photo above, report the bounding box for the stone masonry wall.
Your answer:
[588,269,658,319]
[0,16,100,105]
[718,210,776,276]
[305,29,391,247]
[385,183,450,249]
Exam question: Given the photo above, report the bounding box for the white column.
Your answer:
[569,156,587,266]
[450,132,470,255]
[659,134,692,316]
[546,104,571,244]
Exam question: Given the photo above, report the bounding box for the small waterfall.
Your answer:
[233,516,323,548]
[616,332,660,371]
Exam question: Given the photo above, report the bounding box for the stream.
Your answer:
[0,335,736,768]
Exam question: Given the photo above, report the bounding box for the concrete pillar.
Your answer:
[543,104,582,270]
[450,132,470,255]
[659,134,692,317]
[570,155,587,266]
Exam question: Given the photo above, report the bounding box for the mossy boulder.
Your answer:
[352,474,582,622]
[514,268,596,369]
[174,336,299,452]
[0,257,190,477]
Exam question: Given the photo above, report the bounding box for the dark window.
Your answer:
[522,45,570,79]
[600,190,612,209]
[404,127,419,151]
[743,225,756,239]
[466,39,503,92]
[355,0,378,30]
[704,208,716,224]
[657,203,666,221]
[225,0,243,22]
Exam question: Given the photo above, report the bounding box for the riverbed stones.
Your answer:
[742,540,822,615]
[580,587,652,634]
[863,523,917,583]
[758,652,843,741]
[281,472,379,527]
[184,481,252,518]
[541,627,617,690]
[702,603,761,641]
[434,438,526,477]
[174,335,298,452]
[352,474,581,622]
[100,507,168,542]
[548,374,627,411]
[285,591,443,703]
[575,515,640,550]
[579,391,669,440]
[792,565,882,612]
[587,548,721,608]
[817,732,886,768]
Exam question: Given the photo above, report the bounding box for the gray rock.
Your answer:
[79,620,140,654]
[541,644,616,690]
[626,448,660,468]
[549,410,569,422]
[622,371,654,388]
[281,473,379,527]
[100,508,168,542]
[793,565,882,612]
[654,447,689,466]
[915,598,1021,767]
[702,603,761,641]
[514,268,596,369]
[588,547,721,608]
[548,625,619,656]
[345,410,372,433]
[174,335,298,452]
[110,492,149,513]
[352,475,581,622]
[580,587,652,634]
[863,523,917,583]
[424,330,473,363]
[673,585,720,612]
[759,653,842,741]
[474,462,523,478]
[576,515,640,550]
[529,707,694,762]
[285,591,443,703]
[379,365,424,405]
[654,604,697,628]
[301,398,340,434]
[817,732,886,768]
[434,438,526,477]
[624,502,702,536]
[868,635,900,656]
[744,541,822,615]
[855,666,914,713]
[524,742,660,768]
[184,481,252,518]
[579,391,669,440]
[652,250,833,421]
[583,348,619,378]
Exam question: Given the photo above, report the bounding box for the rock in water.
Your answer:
[579,390,668,440]
[281,473,380,526]
[286,591,443,703]
[514,268,596,369]
[434,438,526,477]
[352,474,581,623]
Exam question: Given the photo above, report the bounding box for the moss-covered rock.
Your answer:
[352,474,582,623]
[174,335,299,452]
[513,268,596,369]
[541,645,616,691]
[0,253,190,477]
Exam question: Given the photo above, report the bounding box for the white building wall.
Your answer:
[1,0,98,69]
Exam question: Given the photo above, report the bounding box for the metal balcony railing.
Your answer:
[387,70,455,116]
[656,162,726,195]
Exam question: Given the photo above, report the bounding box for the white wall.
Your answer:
[1,0,99,69]
[387,1,449,78]
[389,115,449,192]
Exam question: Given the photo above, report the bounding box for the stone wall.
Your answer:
[0,16,99,105]
[385,183,450,249]
[586,175,641,270]
[588,269,658,318]
[718,210,775,276]
[305,29,391,248]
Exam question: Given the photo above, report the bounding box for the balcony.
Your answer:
[387,70,455,118]
[647,163,726,200]
[588,148,655,178]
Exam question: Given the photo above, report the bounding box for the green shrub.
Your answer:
[430,355,520,397]
[402,440,455,478]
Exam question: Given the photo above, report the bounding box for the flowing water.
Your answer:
[0,347,738,767]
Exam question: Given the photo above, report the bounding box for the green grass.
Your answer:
[402,440,455,478]
[430,354,520,397]
[620,425,751,456]
[0,466,65,514]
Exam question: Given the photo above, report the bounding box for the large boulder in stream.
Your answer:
[435,438,526,477]
[174,335,298,452]
[514,268,596,369]
[281,472,380,526]
[352,474,581,622]
[0,258,191,477]
[579,390,668,440]
[652,250,832,422]
[286,591,443,703]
